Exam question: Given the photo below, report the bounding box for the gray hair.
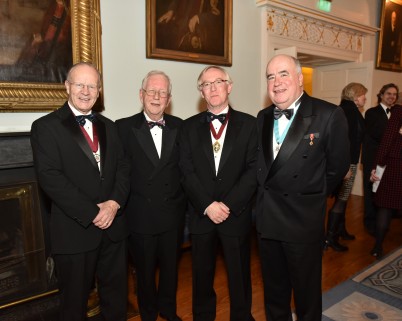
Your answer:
[141,70,172,93]
[197,65,233,90]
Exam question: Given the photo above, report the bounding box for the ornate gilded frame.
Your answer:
[376,0,402,72]
[0,0,103,112]
[146,0,232,66]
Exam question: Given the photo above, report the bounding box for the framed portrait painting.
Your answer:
[146,0,233,66]
[376,0,402,72]
[0,0,103,112]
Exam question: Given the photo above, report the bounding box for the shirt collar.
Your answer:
[285,93,303,112]
[143,111,164,123]
[207,106,229,115]
[379,103,391,113]
[68,103,92,116]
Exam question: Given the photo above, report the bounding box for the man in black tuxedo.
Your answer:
[179,66,257,321]
[116,70,186,321]
[256,55,349,321]
[31,62,130,321]
[362,83,399,234]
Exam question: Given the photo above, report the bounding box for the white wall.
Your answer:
[100,0,262,121]
[0,1,261,131]
[0,0,401,132]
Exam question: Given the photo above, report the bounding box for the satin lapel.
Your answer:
[378,106,388,122]
[96,119,106,177]
[157,124,177,173]
[261,108,275,171]
[199,114,215,173]
[60,105,99,171]
[217,112,237,173]
[268,99,313,178]
[132,122,160,167]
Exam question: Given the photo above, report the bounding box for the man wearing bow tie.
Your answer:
[180,66,257,321]
[362,83,399,236]
[31,62,130,321]
[116,70,186,321]
[256,55,349,321]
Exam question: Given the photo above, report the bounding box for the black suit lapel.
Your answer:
[261,108,275,170]
[199,113,215,173]
[269,96,313,178]
[158,123,177,170]
[132,121,160,168]
[217,109,237,173]
[377,106,389,122]
[96,119,106,176]
[59,104,99,171]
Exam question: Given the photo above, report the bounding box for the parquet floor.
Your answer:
[127,195,402,321]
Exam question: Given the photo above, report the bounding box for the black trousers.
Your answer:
[363,163,377,230]
[258,237,322,321]
[128,228,182,321]
[191,230,253,321]
[54,232,128,321]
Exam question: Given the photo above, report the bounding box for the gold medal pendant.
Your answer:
[213,141,221,153]
[94,153,101,162]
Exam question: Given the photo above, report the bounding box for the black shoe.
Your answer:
[159,313,183,321]
[324,238,348,252]
[370,247,383,260]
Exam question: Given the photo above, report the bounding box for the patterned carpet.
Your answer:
[322,247,402,321]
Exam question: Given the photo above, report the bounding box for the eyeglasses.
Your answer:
[68,81,99,92]
[142,89,170,98]
[198,79,229,90]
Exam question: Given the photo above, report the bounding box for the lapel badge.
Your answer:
[309,133,315,146]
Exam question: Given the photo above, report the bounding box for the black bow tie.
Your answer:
[386,108,391,114]
[273,107,294,120]
[147,120,165,129]
[76,114,96,126]
[206,111,227,124]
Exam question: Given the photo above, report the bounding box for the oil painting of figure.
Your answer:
[0,0,72,83]
[155,0,224,56]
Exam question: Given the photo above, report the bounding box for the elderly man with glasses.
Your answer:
[179,65,257,321]
[116,70,187,321]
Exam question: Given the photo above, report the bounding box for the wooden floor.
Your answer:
[127,195,402,321]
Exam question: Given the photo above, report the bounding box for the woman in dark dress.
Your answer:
[324,83,367,251]
[370,105,402,258]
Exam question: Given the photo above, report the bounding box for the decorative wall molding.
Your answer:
[256,0,378,35]
[266,8,364,54]
[256,0,378,64]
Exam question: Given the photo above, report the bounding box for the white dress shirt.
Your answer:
[380,103,391,119]
[272,95,302,158]
[69,104,100,169]
[209,106,229,175]
[144,112,163,158]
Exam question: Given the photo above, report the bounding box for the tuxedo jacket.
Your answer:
[361,105,389,167]
[30,103,130,255]
[256,93,350,243]
[116,113,186,235]
[179,107,257,236]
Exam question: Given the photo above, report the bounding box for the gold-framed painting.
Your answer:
[146,0,233,66]
[376,0,402,72]
[0,0,103,112]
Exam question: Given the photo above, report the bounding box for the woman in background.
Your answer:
[370,105,402,259]
[324,83,367,251]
